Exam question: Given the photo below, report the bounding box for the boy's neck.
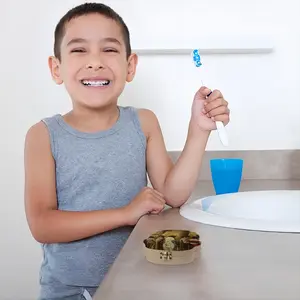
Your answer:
[63,104,120,133]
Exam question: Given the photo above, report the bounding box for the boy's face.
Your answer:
[49,13,137,109]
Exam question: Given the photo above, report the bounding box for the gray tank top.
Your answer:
[40,106,147,287]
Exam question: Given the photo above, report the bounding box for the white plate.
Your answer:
[180,190,300,233]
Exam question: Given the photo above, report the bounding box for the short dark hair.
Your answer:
[54,2,131,61]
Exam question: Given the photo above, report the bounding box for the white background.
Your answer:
[1,0,300,299]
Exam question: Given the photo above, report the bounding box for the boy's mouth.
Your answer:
[81,80,110,87]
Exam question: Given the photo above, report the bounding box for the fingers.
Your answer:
[151,188,165,199]
[195,86,212,100]
[150,204,165,214]
[204,97,228,113]
[206,106,229,118]
[142,187,166,214]
[143,187,165,204]
[200,88,230,126]
[153,190,166,204]
[150,207,164,214]
[202,89,228,117]
[151,192,165,207]
[213,113,230,125]
[205,105,230,125]
[149,199,165,214]
[205,89,224,102]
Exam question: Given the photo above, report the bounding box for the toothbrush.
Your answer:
[191,49,229,147]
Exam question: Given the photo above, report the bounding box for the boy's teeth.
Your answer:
[82,80,110,86]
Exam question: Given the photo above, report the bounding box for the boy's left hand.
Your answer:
[191,86,230,131]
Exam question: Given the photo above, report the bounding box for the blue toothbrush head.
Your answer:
[192,49,202,67]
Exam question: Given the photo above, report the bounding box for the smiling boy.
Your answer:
[24,3,230,299]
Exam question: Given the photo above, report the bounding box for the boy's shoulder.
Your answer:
[136,107,157,120]
[131,107,162,141]
[133,107,159,125]
[24,120,53,160]
[25,114,59,140]
[25,120,49,141]
[120,105,160,135]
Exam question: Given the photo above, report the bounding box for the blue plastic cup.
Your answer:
[210,158,243,195]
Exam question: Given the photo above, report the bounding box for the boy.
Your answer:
[24,2,230,300]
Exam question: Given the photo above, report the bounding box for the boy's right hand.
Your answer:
[124,187,166,225]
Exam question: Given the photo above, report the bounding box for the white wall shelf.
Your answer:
[132,35,274,55]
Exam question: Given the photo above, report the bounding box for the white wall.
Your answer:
[1,0,300,299]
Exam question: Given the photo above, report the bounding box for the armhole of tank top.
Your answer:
[41,119,57,160]
[130,107,147,150]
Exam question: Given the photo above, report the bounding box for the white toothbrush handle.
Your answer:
[195,65,229,146]
[215,120,229,146]
[205,89,229,146]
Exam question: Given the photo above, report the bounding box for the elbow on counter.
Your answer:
[165,195,189,209]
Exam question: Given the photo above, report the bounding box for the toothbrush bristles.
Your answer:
[192,49,202,67]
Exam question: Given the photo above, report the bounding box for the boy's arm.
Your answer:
[140,87,229,208]
[24,122,129,244]
[139,110,209,208]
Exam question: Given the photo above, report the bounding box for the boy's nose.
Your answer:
[85,55,105,70]
[85,63,103,70]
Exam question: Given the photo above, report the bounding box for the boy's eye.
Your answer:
[71,48,86,53]
[104,48,118,53]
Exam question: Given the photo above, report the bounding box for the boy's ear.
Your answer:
[126,53,138,82]
[48,56,63,85]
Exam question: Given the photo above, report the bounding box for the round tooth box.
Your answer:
[143,230,201,265]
